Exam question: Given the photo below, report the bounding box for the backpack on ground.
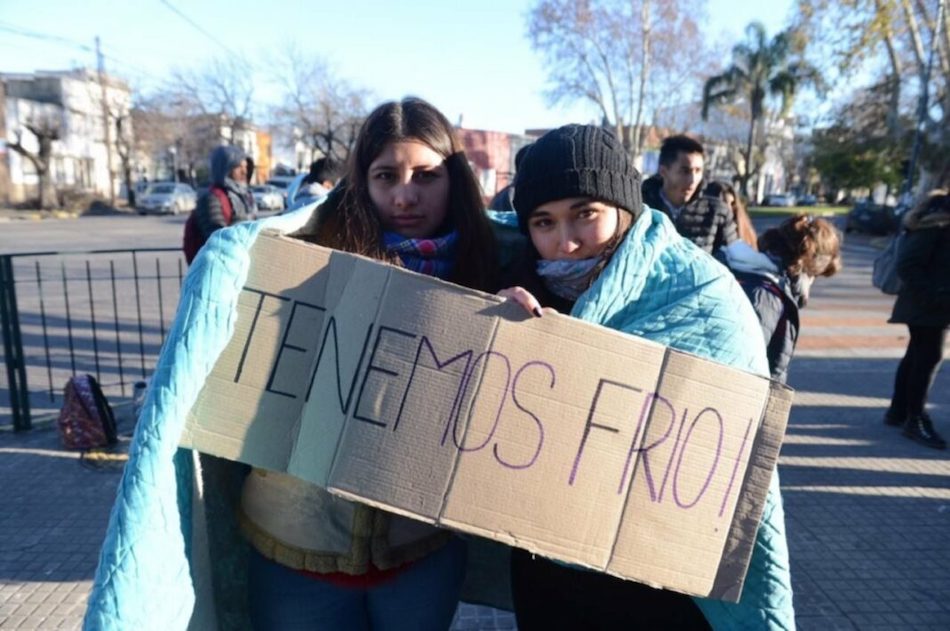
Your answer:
[57,374,118,450]
[183,186,233,264]
[872,232,903,295]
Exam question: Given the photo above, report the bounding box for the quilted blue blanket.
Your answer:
[84,207,794,630]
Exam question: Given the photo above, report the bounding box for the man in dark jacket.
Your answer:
[192,145,252,242]
[641,135,738,254]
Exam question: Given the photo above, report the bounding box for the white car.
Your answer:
[251,185,285,212]
[764,193,796,207]
[137,183,198,215]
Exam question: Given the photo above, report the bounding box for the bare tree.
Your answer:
[168,55,256,143]
[8,113,62,210]
[270,46,372,166]
[132,93,225,185]
[526,0,713,160]
[114,112,135,206]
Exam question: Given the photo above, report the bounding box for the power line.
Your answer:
[0,20,168,89]
[0,21,94,53]
[157,0,241,59]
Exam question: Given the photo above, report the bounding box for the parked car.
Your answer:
[265,177,295,203]
[798,194,818,206]
[763,193,797,207]
[844,200,901,235]
[251,185,285,211]
[137,183,198,215]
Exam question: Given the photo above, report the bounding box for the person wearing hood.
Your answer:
[184,145,253,263]
[641,135,739,255]
[884,190,950,449]
[724,215,842,383]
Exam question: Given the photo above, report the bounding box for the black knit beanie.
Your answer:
[513,124,642,234]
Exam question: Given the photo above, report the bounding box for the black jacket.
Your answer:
[890,206,950,328]
[641,175,738,254]
[732,269,802,384]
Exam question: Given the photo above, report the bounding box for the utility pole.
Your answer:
[903,0,945,201]
[95,36,116,206]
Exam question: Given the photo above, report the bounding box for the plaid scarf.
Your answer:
[383,230,458,279]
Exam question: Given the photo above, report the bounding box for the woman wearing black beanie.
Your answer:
[497,124,795,630]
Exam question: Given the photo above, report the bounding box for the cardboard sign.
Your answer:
[181,232,792,601]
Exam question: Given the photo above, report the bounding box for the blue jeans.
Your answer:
[247,537,467,630]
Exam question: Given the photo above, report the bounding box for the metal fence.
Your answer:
[0,248,185,430]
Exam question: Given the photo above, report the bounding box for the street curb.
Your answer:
[0,209,81,222]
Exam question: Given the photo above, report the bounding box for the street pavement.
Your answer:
[1,216,948,629]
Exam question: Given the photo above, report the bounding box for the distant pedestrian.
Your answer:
[641,135,739,255]
[489,143,532,211]
[884,190,950,449]
[304,156,341,195]
[182,145,252,264]
[725,215,842,383]
[706,180,757,247]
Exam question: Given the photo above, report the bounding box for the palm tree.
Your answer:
[702,22,822,198]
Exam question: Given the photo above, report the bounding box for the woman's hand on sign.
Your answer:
[498,286,556,317]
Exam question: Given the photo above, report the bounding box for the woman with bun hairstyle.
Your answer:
[725,214,842,383]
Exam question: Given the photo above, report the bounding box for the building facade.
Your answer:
[2,69,132,204]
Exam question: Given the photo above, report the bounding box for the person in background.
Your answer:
[241,96,498,629]
[183,145,252,264]
[288,157,344,211]
[725,215,842,383]
[706,180,757,248]
[303,157,343,196]
[884,190,950,449]
[641,134,739,255]
[488,144,532,211]
[245,156,256,185]
[498,123,793,630]
[244,155,258,217]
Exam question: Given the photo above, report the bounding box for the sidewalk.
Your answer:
[1,231,948,630]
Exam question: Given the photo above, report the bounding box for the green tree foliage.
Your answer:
[702,22,823,197]
[808,82,909,194]
[796,0,948,188]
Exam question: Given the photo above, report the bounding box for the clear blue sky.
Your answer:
[0,0,794,133]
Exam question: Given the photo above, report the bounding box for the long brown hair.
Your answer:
[301,97,497,292]
[705,180,757,248]
[758,214,842,278]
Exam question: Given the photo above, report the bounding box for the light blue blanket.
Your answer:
[84,206,793,630]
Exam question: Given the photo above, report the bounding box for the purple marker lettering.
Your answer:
[494,360,554,470]
[672,407,724,509]
[569,379,642,486]
[453,351,511,452]
[626,393,676,501]
[718,417,754,518]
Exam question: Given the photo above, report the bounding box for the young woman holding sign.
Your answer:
[239,97,497,630]
[497,125,794,629]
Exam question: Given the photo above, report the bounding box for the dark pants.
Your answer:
[510,548,711,631]
[889,325,948,418]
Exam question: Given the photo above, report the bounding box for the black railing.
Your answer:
[0,248,185,430]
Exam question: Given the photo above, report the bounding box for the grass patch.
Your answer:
[748,205,849,217]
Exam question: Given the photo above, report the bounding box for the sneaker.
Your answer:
[884,411,904,427]
[902,414,947,450]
